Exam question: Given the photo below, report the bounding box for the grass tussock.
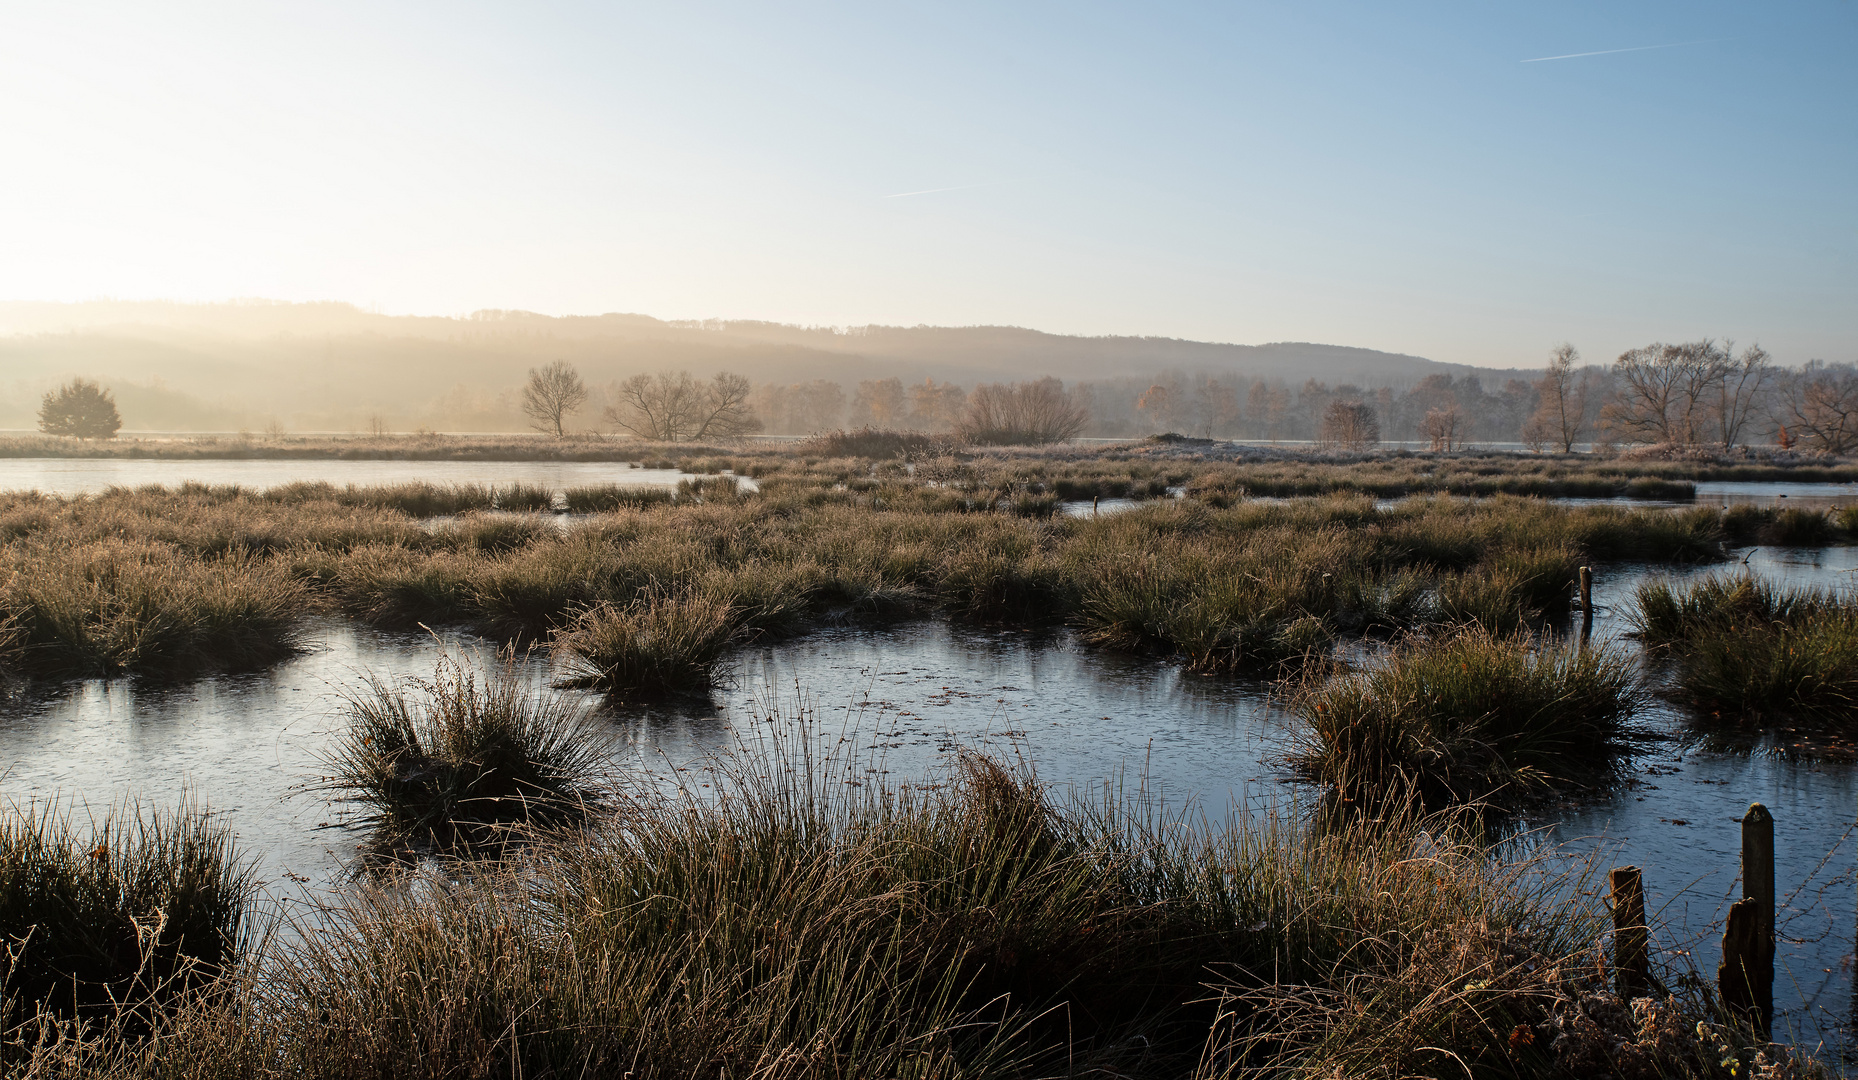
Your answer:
[1634,574,1858,727]
[560,484,674,512]
[0,540,303,677]
[322,651,612,849]
[0,797,253,1037]
[796,427,956,459]
[3,719,1792,1079]
[1291,628,1643,809]
[553,592,738,697]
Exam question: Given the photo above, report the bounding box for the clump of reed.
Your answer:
[1291,629,1642,809]
[1633,574,1858,725]
[559,484,674,512]
[675,475,741,503]
[491,483,555,512]
[1720,504,1838,546]
[0,540,304,677]
[553,592,738,697]
[24,724,1771,1080]
[322,652,612,848]
[0,797,253,1039]
[796,427,955,459]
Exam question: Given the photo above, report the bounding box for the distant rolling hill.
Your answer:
[0,301,1535,432]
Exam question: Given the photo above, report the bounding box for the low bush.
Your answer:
[1291,629,1642,809]
[553,592,738,697]
[0,798,253,1037]
[796,427,955,459]
[322,652,612,848]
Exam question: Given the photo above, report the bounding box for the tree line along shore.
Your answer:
[17,333,1858,450]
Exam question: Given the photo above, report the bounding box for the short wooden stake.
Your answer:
[1721,804,1775,1037]
[1610,866,1649,999]
[1719,899,1767,1036]
[1092,495,1100,516]
[1578,565,1593,611]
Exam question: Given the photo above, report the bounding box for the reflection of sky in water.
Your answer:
[0,521,1853,1051]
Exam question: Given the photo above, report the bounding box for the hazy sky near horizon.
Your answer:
[1,2,1852,368]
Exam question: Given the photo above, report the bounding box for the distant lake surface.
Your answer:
[0,457,688,496]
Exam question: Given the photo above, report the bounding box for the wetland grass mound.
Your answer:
[323,652,612,850]
[1291,629,1642,810]
[1634,574,1858,731]
[0,479,1758,682]
[0,798,253,1042]
[7,735,1780,1079]
[553,592,738,697]
[0,540,303,678]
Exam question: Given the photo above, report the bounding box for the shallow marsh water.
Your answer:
[1,470,1855,1054]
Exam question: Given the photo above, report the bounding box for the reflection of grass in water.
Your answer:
[1290,628,1642,811]
[1634,574,1858,744]
[6,712,1776,1078]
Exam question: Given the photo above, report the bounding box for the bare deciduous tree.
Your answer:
[1522,344,1590,453]
[522,361,587,437]
[1420,405,1463,451]
[1319,399,1379,450]
[1193,378,1242,438]
[1778,361,1858,453]
[906,380,968,431]
[1135,383,1179,433]
[605,371,760,441]
[1246,379,1290,441]
[958,377,1090,445]
[849,378,907,427]
[1708,340,1772,450]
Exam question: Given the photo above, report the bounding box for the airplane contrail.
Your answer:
[1522,39,1714,63]
[883,182,999,199]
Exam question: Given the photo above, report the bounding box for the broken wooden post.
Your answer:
[1092,494,1100,516]
[1610,865,1649,999]
[1719,899,1766,1037]
[1719,803,1774,1038]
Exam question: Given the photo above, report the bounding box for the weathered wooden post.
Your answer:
[1092,495,1100,516]
[1719,803,1774,1038]
[1611,865,1650,999]
[1578,565,1593,611]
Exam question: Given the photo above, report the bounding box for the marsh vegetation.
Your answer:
[3,444,1855,1072]
[0,733,1795,1079]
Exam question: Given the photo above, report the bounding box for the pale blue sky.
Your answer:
[0,1,1851,367]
